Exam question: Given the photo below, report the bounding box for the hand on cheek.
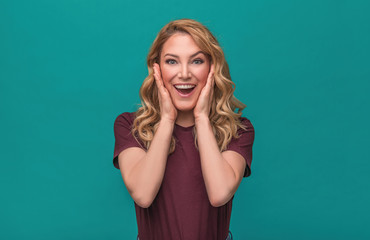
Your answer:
[194,64,215,121]
[153,63,177,123]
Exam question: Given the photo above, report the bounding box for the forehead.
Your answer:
[161,33,202,56]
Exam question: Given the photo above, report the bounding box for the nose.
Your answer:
[178,65,192,80]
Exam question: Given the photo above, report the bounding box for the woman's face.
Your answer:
[159,33,211,112]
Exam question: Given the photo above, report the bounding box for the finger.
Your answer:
[155,64,168,92]
[209,78,214,102]
[153,63,160,81]
[209,65,215,102]
[153,63,160,75]
[153,64,172,103]
[206,64,215,88]
[154,63,163,79]
[153,64,164,89]
[209,64,215,79]
[153,64,164,103]
[210,63,215,75]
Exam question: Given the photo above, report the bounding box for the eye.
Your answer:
[193,58,204,64]
[165,59,177,65]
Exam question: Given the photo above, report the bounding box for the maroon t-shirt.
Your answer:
[113,112,255,240]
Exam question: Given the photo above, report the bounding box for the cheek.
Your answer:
[161,66,177,85]
[193,67,209,86]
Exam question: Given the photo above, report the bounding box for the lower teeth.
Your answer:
[178,88,193,94]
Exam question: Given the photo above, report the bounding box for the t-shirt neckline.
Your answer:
[175,123,195,131]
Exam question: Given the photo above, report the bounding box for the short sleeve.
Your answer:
[113,112,144,169]
[225,117,255,178]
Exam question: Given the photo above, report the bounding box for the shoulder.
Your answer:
[238,116,254,134]
[114,112,137,127]
[227,116,255,148]
[227,116,255,149]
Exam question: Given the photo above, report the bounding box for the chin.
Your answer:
[174,102,196,112]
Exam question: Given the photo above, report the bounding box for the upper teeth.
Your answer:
[175,85,195,89]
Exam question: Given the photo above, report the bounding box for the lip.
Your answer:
[173,84,196,98]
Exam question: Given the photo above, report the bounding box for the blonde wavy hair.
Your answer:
[132,18,248,154]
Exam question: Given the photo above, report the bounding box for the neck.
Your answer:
[176,110,195,127]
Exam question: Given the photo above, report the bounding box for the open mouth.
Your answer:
[174,84,196,96]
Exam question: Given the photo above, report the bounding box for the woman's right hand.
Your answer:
[153,63,177,123]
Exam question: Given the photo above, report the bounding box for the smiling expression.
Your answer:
[159,33,211,112]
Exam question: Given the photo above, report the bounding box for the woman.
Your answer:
[113,18,255,240]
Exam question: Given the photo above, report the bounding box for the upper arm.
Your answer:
[113,112,145,169]
[118,147,146,191]
[222,150,246,193]
[225,117,255,178]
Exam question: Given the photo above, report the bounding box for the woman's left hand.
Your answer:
[194,64,215,122]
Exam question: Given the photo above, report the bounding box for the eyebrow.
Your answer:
[164,51,205,58]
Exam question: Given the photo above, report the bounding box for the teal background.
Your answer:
[1,0,369,239]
